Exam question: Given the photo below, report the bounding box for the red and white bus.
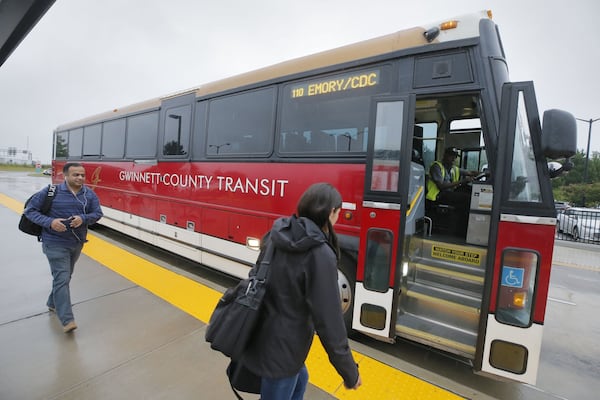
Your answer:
[51,10,576,384]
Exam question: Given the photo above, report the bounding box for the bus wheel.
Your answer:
[338,254,356,333]
[572,226,579,241]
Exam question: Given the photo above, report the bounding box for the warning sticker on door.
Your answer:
[431,245,481,266]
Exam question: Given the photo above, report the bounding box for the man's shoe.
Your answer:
[63,321,77,333]
[48,307,55,312]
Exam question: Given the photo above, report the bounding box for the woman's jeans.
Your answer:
[42,243,83,325]
[260,365,308,400]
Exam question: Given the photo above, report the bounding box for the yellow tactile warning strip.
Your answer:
[2,192,462,399]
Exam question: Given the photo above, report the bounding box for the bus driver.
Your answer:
[426,147,477,234]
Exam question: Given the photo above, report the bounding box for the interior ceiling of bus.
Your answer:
[0,0,55,68]
[415,95,479,124]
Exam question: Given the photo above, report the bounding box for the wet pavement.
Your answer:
[1,171,599,400]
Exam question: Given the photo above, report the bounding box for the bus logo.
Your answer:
[90,167,102,188]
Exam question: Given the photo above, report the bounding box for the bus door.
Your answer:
[478,82,556,384]
[352,95,415,341]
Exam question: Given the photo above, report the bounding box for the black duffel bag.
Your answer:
[205,242,274,360]
[227,360,261,397]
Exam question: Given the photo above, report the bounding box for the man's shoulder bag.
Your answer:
[18,184,56,240]
[205,241,274,360]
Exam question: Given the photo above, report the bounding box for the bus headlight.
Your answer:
[246,237,261,251]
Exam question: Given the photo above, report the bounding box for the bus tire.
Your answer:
[338,253,356,334]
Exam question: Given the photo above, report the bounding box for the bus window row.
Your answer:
[54,65,393,160]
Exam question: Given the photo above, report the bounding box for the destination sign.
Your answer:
[290,70,380,98]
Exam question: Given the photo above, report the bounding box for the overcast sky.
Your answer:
[1,0,598,164]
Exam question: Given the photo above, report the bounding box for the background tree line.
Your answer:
[552,150,600,208]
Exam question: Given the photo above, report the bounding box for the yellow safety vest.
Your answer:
[426,161,459,201]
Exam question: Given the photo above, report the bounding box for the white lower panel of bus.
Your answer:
[99,207,258,279]
[352,283,394,340]
[480,314,542,384]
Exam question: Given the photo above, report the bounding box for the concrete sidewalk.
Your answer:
[0,204,335,400]
[553,240,599,270]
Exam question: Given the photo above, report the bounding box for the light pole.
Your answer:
[342,133,352,151]
[576,117,600,184]
[209,142,230,154]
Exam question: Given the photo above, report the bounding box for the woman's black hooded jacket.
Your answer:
[240,215,359,387]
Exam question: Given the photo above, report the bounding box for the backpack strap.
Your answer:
[40,184,56,214]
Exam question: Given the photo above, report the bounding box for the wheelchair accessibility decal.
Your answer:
[501,266,524,288]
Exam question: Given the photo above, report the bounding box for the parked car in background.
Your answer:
[556,207,600,242]
[42,168,52,175]
[554,201,570,212]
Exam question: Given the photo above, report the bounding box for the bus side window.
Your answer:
[68,128,83,159]
[206,87,275,157]
[508,92,541,202]
[126,111,159,159]
[54,131,69,158]
[102,118,126,159]
[282,132,309,152]
[83,124,102,159]
[418,122,438,172]
[163,105,191,156]
[279,65,391,156]
[310,130,336,152]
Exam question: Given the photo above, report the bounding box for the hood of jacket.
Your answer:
[269,215,326,253]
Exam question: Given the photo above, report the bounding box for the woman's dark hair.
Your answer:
[297,183,342,259]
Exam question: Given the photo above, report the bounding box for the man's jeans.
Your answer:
[260,365,308,400]
[42,243,83,325]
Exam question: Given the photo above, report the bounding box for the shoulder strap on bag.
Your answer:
[254,241,275,281]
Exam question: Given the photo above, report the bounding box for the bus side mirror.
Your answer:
[541,109,577,159]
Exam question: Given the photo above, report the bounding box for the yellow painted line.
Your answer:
[552,260,600,272]
[2,192,462,399]
[0,193,23,214]
[82,235,223,322]
[406,186,424,217]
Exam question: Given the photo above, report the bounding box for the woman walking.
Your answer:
[240,182,361,399]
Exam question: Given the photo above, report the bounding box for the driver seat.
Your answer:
[425,198,457,235]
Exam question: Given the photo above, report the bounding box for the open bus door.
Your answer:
[352,95,415,341]
[477,82,556,384]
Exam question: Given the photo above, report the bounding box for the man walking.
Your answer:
[25,163,103,333]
